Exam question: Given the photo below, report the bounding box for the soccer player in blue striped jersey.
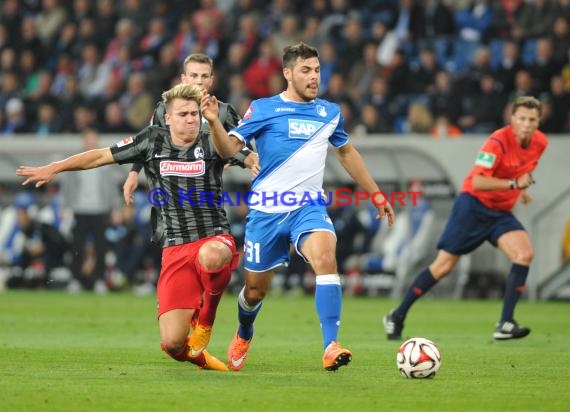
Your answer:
[202,42,395,371]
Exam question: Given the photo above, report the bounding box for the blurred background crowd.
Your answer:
[1,0,570,295]
[0,0,569,138]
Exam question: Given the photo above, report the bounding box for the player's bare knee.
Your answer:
[198,245,229,272]
[309,251,337,273]
[244,286,267,303]
[511,249,534,265]
[430,261,454,279]
[160,336,187,356]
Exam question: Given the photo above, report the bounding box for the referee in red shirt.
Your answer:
[384,96,548,341]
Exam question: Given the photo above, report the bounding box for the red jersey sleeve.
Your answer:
[470,136,504,177]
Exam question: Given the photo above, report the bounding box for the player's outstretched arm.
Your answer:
[334,142,395,226]
[201,94,244,158]
[16,148,115,188]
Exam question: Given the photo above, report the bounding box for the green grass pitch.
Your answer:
[0,291,568,412]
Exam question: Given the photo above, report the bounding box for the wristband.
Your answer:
[508,179,517,190]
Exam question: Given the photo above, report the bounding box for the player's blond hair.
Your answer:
[512,96,542,116]
[162,83,203,113]
[182,53,214,74]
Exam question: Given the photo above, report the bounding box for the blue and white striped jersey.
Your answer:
[229,92,349,213]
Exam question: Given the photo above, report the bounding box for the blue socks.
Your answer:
[237,287,261,341]
[315,274,342,349]
[500,263,529,322]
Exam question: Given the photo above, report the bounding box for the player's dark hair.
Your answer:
[512,96,542,116]
[282,42,319,69]
[182,53,214,74]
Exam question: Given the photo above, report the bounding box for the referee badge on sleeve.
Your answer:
[475,151,496,169]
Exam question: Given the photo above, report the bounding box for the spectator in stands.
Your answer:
[406,102,434,134]
[1,97,27,135]
[550,16,570,68]
[270,14,301,55]
[2,191,67,289]
[458,73,506,133]
[1,0,22,48]
[56,74,82,128]
[94,0,118,48]
[384,49,413,97]
[119,0,151,30]
[19,49,42,98]
[77,42,112,99]
[0,47,17,72]
[235,12,262,68]
[146,42,178,101]
[103,18,138,65]
[106,199,156,288]
[555,0,570,20]
[455,0,494,43]
[319,0,350,44]
[119,71,153,130]
[69,104,98,133]
[336,10,366,77]
[225,73,250,113]
[31,100,64,136]
[20,16,44,65]
[541,76,570,134]
[72,0,94,24]
[428,70,461,124]
[512,0,556,40]
[24,71,54,119]
[100,100,133,134]
[354,103,390,135]
[363,76,394,130]
[457,45,493,93]
[75,16,99,53]
[35,0,68,47]
[321,72,351,105]
[300,15,326,50]
[192,0,224,59]
[346,42,383,103]
[392,0,426,49]
[509,69,537,101]
[139,17,168,62]
[0,71,20,113]
[420,0,455,40]
[410,47,440,94]
[528,38,561,94]
[491,0,524,39]
[61,129,117,293]
[243,39,281,99]
[493,40,523,94]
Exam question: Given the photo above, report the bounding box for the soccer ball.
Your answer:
[396,337,441,379]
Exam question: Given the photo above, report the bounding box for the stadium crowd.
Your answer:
[1,0,570,292]
[0,0,569,137]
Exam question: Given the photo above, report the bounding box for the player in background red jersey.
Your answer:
[384,96,548,341]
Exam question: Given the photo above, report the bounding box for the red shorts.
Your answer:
[156,234,238,317]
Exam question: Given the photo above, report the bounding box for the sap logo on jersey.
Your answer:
[288,119,324,140]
